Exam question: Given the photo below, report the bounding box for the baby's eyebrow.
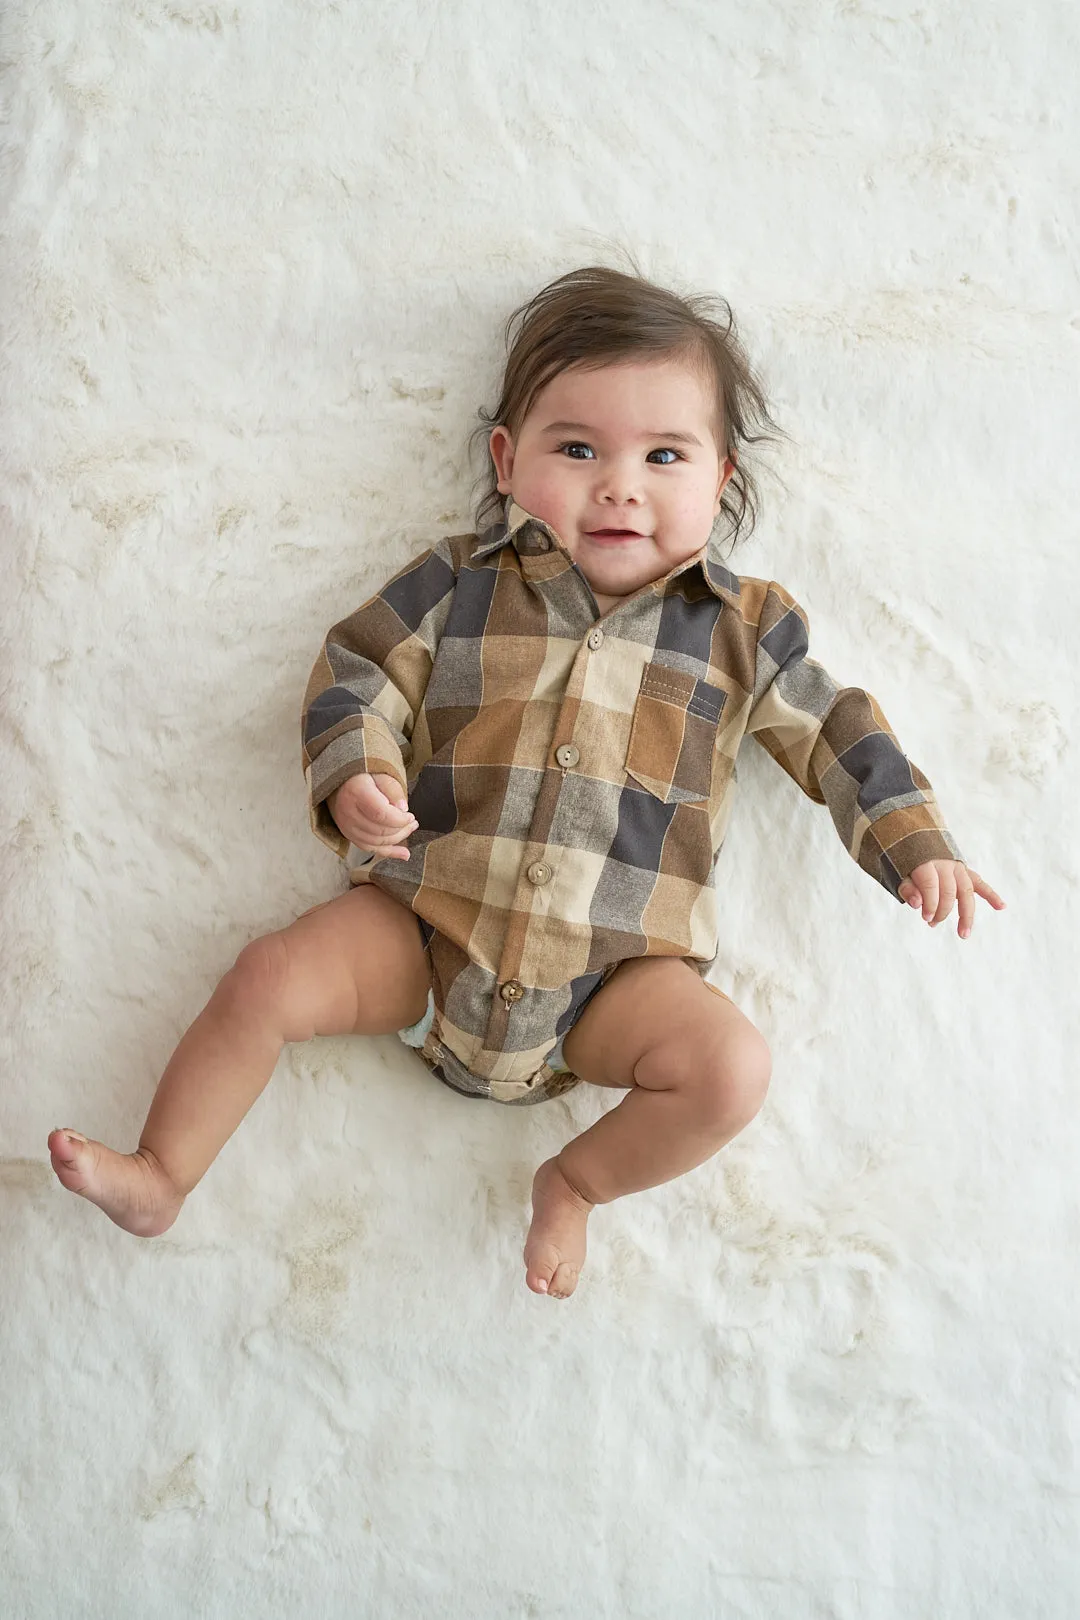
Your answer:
[540,419,704,448]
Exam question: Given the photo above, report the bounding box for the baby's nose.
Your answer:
[598,476,644,505]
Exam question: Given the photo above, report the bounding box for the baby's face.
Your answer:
[488,356,734,608]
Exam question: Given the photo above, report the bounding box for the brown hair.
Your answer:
[470,263,785,551]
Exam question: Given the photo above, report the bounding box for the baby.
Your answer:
[49,265,1005,1299]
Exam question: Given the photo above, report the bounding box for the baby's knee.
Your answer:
[219,933,292,1014]
[716,1025,772,1130]
[654,1022,771,1135]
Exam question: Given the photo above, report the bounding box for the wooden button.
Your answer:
[500,980,525,1004]
[555,743,579,769]
[587,628,604,651]
[527,862,552,886]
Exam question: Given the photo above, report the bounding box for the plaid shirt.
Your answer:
[302,500,961,1103]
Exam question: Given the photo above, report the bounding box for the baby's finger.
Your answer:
[931,868,957,926]
[956,868,976,938]
[917,866,939,923]
[351,835,413,861]
[351,816,418,849]
[355,775,413,828]
[967,869,1007,911]
[368,774,413,820]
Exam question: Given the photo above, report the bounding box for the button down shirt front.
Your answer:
[302,500,961,1096]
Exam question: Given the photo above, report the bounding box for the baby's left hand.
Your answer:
[898,860,1006,939]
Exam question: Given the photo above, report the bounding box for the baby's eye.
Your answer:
[557,441,595,460]
[647,448,681,465]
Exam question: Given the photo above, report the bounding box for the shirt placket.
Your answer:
[482,529,610,1062]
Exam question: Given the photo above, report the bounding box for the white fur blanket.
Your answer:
[1,2,1075,1615]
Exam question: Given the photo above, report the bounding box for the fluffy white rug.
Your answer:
[2,3,1076,1615]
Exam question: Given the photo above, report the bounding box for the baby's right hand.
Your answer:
[327,772,419,860]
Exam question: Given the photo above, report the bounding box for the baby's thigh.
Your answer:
[560,958,769,1095]
[264,886,431,1039]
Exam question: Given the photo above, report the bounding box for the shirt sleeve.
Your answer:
[301,538,458,857]
[745,580,963,899]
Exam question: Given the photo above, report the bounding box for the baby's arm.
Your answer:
[302,539,459,856]
[744,579,1002,928]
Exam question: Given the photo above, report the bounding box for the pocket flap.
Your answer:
[624,663,726,804]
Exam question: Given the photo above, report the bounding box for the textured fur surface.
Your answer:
[1,2,1075,1615]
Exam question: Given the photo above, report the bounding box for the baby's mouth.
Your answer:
[585,529,647,542]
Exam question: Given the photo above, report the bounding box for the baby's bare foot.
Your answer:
[47,1130,184,1237]
[524,1156,593,1299]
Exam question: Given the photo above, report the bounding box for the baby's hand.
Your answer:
[898,860,1006,939]
[327,772,419,860]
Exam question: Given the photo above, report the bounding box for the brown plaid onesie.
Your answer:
[302,500,961,1105]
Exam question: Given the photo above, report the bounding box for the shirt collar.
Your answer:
[472,500,741,605]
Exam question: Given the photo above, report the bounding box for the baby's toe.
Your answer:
[548,1259,580,1300]
[48,1129,94,1192]
[525,1246,560,1295]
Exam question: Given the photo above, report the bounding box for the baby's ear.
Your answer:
[715,455,736,506]
[489,425,515,492]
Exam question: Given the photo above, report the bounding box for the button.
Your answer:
[587,628,604,651]
[533,535,550,551]
[526,861,552,887]
[500,980,525,1004]
[555,743,579,769]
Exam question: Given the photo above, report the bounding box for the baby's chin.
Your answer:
[578,555,663,592]
[580,571,664,608]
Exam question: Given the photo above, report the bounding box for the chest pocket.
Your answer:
[624,662,727,805]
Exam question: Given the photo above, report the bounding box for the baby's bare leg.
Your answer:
[48,886,430,1234]
[524,959,771,1299]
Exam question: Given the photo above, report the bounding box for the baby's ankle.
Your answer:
[134,1144,187,1203]
[552,1152,599,1208]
